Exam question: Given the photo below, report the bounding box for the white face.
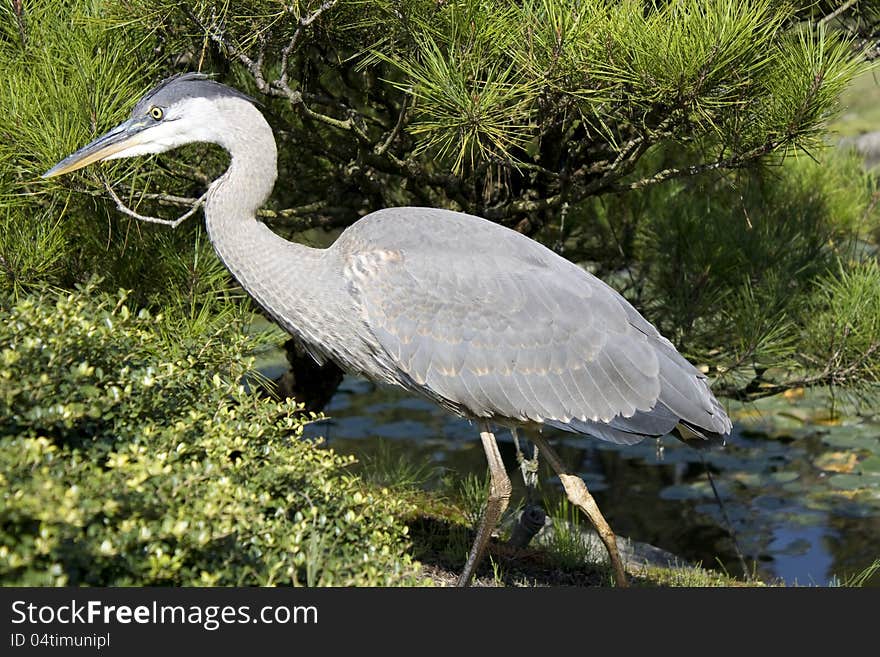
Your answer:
[103,96,228,159]
[42,92,253,179]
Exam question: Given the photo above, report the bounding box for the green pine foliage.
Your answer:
[566,147,880,400]
[805,259,880,390]
[0,0,230,313]
[635,150,871,341]
[0,284,418,585]
[379,0,858,171]
[93,0,870,218]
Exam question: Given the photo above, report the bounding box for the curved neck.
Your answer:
[205,99,278,220]
[202,101,329,346]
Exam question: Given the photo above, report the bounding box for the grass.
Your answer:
[832,559,880,587]
[637,564,763,587]
[456,471,492,530]
[359,439,438,490]
[541,498,602,573]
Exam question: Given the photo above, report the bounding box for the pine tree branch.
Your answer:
[183,3,369,138]
[259,207,353,232]
[280,0,340,87]
[715,342,880,401]
[103,182,205,229]
[374,96,409,156]
[609,142,780,192]
[819,0,859,26]
[178,1,477,211]
[80,184,352,233]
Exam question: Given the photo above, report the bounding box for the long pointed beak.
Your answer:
[42,118,145,178]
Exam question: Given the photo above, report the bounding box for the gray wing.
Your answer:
[340,208,731,445]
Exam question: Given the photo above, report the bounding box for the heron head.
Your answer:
[42,73,256,178]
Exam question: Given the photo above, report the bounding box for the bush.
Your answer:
[0,285,419,585]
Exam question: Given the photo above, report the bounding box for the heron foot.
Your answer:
[516,446,540,491]
[558,474,628,587]
[512,428,540,494]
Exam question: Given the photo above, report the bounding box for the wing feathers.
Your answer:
[342,208,731,445]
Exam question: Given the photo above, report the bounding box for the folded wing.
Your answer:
[342,208,731,445]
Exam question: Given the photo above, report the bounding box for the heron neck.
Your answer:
[203,106,329,345]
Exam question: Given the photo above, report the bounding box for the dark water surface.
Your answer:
[292,374,880,586]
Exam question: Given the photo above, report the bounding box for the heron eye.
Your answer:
[149,106,164,121]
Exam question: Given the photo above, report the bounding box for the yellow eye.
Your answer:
[149,106,164,120]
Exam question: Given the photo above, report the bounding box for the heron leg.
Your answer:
[530,433,629,588]
[456,423,512,587]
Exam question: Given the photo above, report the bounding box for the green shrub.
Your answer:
[0,284,419,585]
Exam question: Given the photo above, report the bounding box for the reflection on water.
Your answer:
[296,375,880,587]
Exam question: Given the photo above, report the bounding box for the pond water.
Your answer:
[291,374,880,587]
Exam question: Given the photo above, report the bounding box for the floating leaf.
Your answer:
[777,409,812,423]
[827,474,868,490]
[660,484,712,501]
[820,432,880,452]
[857,456,880,476]
[768,471,800,484]
[782,481,804,494]
[814,452,859,474]
[732,472,763,487]
[783,387,805,400]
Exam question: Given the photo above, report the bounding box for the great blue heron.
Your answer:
[43,73,732,587]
